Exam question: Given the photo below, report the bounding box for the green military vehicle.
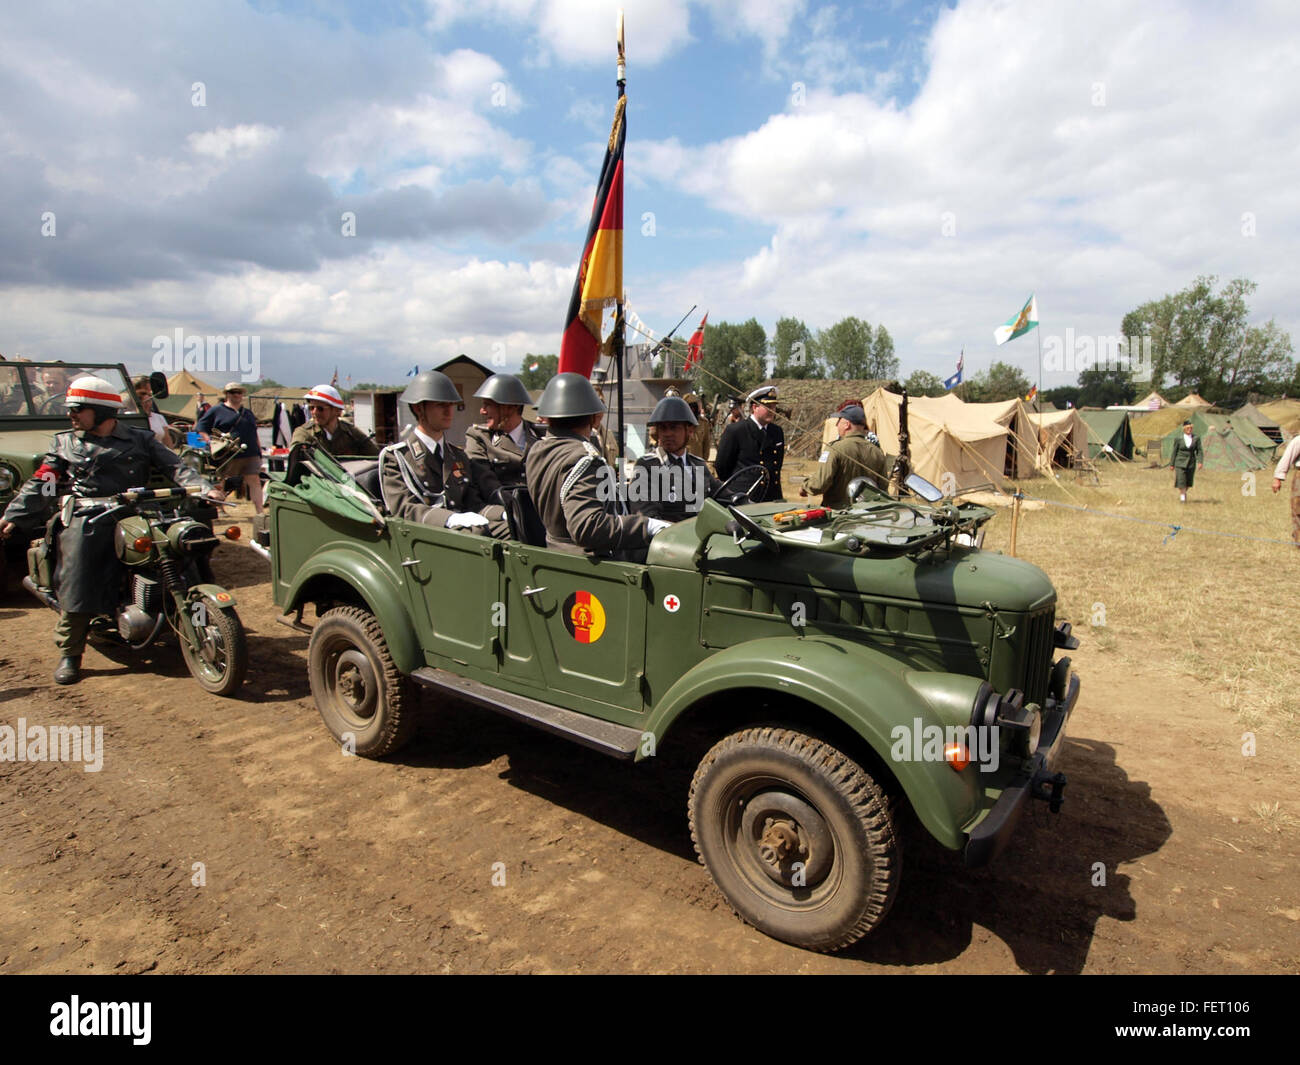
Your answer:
[0,362,176,586]
[264,446,1079,951]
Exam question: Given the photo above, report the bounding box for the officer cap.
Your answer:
[474,373,532,407]
[400,370,462,407]
[648,395,698,426]
[683,391,700,404]
[747,385,778,407]
[66,375,125,411]
[536,373,606,419]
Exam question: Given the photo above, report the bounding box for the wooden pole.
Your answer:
[1009,491,1022,557]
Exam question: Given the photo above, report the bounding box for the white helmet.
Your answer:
[66,376,125,411]
[305,384,345,410]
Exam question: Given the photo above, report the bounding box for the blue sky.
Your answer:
[1,1,1295,391]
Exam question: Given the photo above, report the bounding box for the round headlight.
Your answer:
[0,465,15,492]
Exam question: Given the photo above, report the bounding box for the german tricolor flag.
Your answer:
[558,95,625,378]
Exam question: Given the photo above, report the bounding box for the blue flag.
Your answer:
[406,365,419,377]
[943,349,964,390]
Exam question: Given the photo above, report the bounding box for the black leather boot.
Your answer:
[54,656,82,685]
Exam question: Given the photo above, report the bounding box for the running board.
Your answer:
[411,667,643,760]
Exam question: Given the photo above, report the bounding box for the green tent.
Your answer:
[1159,411,1274,471]
[1232,402,1284,445]
[1079,410,1134,460]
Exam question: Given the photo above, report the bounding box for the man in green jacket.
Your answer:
[801,404,890,507]
[1169,419,1203,503]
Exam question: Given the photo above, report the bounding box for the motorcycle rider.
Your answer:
[0,376,224,684]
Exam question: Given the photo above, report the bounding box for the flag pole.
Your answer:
[1035,323,1043,413]
[614,9,627,468]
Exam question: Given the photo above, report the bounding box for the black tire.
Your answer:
[308,605,417,758]
[180,600,248,697]
[689,726,900,951]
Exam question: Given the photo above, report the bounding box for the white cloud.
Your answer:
[188,124,282,160]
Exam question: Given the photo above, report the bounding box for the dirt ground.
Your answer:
[1,499,1297,975]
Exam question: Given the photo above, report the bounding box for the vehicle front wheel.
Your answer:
[689,726,900,951]
[308,605,417,758]
[180,599,248,697]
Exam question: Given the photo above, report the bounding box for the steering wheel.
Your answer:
[726,504,780,554]
[713,464,769,505]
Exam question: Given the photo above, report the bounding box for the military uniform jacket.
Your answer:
[808,432,890,507]
[464,420,544,488]
[379,427,504,532]
[715,416,785,502]
[290,418,379,457]
[1170,434,1202,470]
[2,423,209,614]
[630,447,721,522]
[526,432,652,558]
[687,420,712,462]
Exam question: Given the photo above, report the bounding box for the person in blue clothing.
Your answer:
[196,381,264,514]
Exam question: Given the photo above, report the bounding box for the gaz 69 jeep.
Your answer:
[265,446,1080,952]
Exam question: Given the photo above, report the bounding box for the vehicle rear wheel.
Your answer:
[689,726,899,951]
[308,605,417,758]
[180,599,248,697]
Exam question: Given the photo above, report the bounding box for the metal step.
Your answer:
[411,667,644,760]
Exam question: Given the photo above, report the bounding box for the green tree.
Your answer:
[518,354,558,390]
[1077,367,1135,408]
[817,317,874,379]
[1042,385,1081,408]
[967,361,1031,402]
[871,325,899,379]
[772,316,819,379]
[902,369,946,397]
[696,318,768,396]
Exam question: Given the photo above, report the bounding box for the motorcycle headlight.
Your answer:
[0,463,17,493]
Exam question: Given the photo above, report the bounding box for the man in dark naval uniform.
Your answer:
[714,384,785,502]
[464,373,543,488]
[290,383,379,457]
[630,394,723,522]
[378,370,509,537]
[0,375,221,684]
[526,373,669,560]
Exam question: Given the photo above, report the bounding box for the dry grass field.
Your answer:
[785,454,1300,747]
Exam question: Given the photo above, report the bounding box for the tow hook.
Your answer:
[1031,772,1067,813]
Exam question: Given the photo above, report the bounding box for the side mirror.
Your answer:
[149,371,169,401]
[904,472,944,502]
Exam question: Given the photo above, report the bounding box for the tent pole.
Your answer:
[1009,490,1022,557]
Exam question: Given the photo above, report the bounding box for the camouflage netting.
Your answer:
[715,378,894,459]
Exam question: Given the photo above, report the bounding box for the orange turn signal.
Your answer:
[943,743,971,771]
[132,535,153,554]
[224,526,241,540]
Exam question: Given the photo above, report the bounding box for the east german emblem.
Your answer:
[563,590,606,644]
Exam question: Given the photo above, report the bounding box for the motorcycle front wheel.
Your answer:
[179,598,248,697]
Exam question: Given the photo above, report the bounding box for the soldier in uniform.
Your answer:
[800,404,890,507]
[0,376,223,684]
[290,383,379,457]
[684,391,712,461]
[464,373,543,488]
[1271,432,1300,547]
[630,395,723,522]
[526,373,669,560]
[1168,418,1204,503]
[714,385,785,502]
[378,370,509,538]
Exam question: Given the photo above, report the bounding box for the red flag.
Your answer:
[559,96,625,378]
[684,311,708,371]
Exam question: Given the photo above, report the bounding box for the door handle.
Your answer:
[521,586,546,597]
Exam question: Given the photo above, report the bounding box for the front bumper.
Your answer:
[964,669,1080,867]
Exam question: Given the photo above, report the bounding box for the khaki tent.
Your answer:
[1029,409,1089,469]
[250,386,313,424]
[166,369,224,398]
[1174,392,1213,409]
[1129,407,1192,458]
[857,389,1015,493]
[1134,390,1169,410]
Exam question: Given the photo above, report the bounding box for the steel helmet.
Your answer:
[648,395,698,426]
[305,384,345,410]
[474,373,533,407]
[536,373,606,419]
[399,370,462,407]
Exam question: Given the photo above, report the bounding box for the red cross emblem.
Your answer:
[663,594,680,613]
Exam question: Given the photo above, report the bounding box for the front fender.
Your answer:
[644,636,987,849]
[281,546,423,674]
[188,583,237,607]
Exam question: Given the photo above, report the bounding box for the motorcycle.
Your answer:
[23,486,249,696]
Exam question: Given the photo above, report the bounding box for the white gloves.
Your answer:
[646,518,672,536]
[446,511,490,530]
